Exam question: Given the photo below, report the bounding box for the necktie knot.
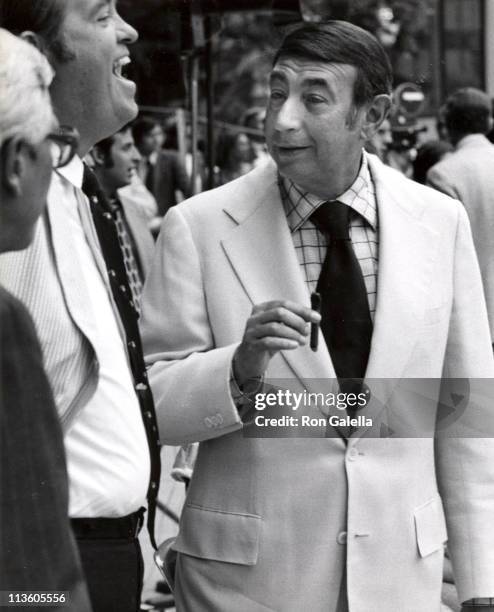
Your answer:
[311,200,350,241]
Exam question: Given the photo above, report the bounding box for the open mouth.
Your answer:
[113,56,131,80]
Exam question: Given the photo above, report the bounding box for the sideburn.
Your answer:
[50,34,76,63]
[344,105,360,130]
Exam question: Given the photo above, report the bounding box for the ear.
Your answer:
[20,30,44,52]
[91,146,105,167]
[360,94,392,141]
[1,137,26,197]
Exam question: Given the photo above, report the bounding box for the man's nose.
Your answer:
[274,97,303,132]
[116,12,138,45]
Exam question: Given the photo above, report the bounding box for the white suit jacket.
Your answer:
[141,154,494,611]
[427,134,494,340]
[119,194,155,278]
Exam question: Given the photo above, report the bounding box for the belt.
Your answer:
[71,508,145,540]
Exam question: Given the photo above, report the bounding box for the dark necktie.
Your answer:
[310,201,372,395]
[81,165,161,548]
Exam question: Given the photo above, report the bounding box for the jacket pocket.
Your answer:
[414,495,447,558]
[173,503,261,565]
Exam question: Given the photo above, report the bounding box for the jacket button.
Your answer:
[347,448,358,461]
[337,531,347,545]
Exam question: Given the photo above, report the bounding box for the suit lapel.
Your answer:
[220,165,336,386]
[350,157,441,443]
[120,197,155,278]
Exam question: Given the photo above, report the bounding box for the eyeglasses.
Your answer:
[47,125,79,169]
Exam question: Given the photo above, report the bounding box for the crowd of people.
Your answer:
[2,2,494,612]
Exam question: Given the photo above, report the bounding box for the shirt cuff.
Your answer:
[229,366,264,413]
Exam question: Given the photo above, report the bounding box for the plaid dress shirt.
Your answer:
[279,151,379,319]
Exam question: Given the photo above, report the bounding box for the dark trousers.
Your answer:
[75,536,144,612]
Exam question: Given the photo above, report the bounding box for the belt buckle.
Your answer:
[132,509,145,538]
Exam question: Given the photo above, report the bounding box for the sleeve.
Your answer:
[435,204,494,602]
[0,291,92,610]
[140,206,243,445]
[426,165,460,200]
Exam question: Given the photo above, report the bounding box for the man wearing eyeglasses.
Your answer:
[0,28,91,611]
[0,3,161,611]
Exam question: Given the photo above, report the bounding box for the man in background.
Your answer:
[0,28,90,610]
[91,124,155,302]
[365,116,393,161]
[133,116,191,218]
[427,87,494,346]
[0,2,161,611]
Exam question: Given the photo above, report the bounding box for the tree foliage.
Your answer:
[118,0,436,121]
[214,0,435,123]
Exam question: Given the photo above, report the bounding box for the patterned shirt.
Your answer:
[278,151,379,318]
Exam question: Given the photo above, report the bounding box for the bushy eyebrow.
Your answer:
[303,77,329,89]
[269,72,330,91]
[90,0,112,16]
[269,70,288,86]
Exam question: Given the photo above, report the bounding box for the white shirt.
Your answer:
[45,158,150,517]
[118,173,158,222]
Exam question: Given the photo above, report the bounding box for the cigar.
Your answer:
[310,292,321,352]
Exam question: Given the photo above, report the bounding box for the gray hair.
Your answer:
[0,28,57,148]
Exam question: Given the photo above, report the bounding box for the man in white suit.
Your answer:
[141,22,494,611]
[427,87,494,346]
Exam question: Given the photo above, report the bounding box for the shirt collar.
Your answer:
[279,151,377,232]
[56,154,85,189]
[456,133,490,150]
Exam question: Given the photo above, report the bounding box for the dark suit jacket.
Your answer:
[148,150,191,217]
[0,287,91,611]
